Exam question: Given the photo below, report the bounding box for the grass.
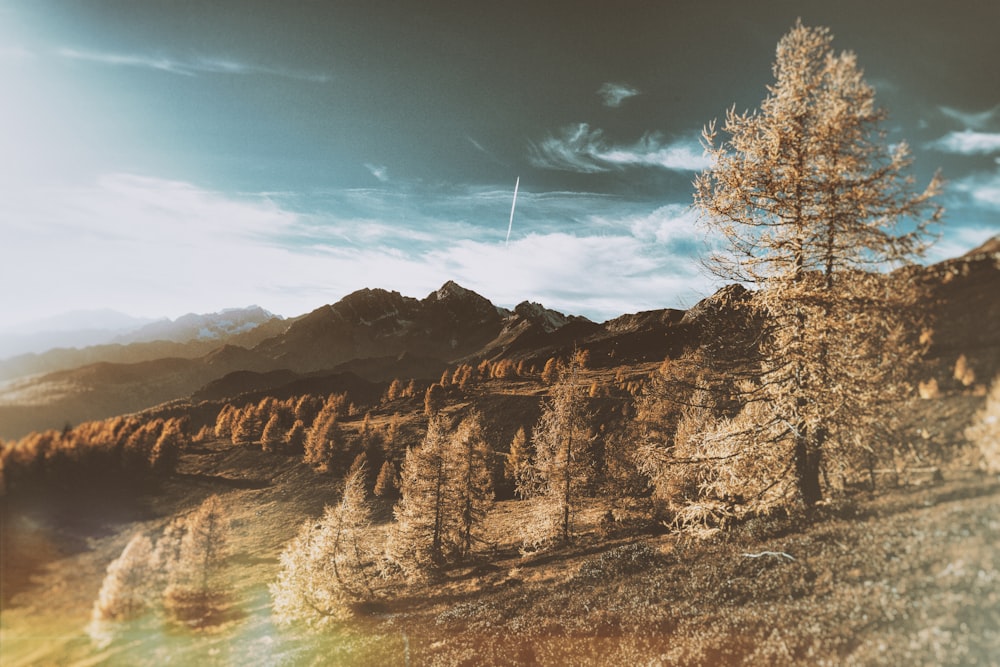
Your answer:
[3,432,1000,665]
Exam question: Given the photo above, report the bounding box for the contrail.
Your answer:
[505,176,520,247]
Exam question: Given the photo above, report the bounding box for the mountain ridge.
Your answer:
[1,251,998,440]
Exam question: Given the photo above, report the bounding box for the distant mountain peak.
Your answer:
[433,280,473,301]
[513,301,587,333]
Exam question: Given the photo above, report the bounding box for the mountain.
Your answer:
[0,310,157,359]
[1,255,998,441]
[0,309,289,382]
[253,281,507,372]
[113,306,280,345]
[963,235,1000,258]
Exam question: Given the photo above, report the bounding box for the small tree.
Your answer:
[286,419,307,455]
[214,404,237,440]
[448,412,494,559]
[261,413,285,453]
[163,495,229,623]
[271,466,379,628]
[541,357,561,385]
[522,361,592,548]
[389,416,454,576]
[505,426,531,498]
[305,399,342,469]
[424,383,445,416]
[88,533,157,644]
[374,459,400,500]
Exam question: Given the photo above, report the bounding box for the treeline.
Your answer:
[0,414,192,496]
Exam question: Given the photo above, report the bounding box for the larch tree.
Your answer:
[374,459,400,500]
[685,20,941,510]
[522,360,593,548]
[261,413,285,453]
[388,415,455,576]
[448,411,494,560]
[88,532,157,644]
[163,495,230,623]
[305,398,343,469]
[270,465,379,628]
[505,426,531,498]
[286,419,307,455]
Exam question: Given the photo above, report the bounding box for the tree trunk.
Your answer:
[794,431,823,507]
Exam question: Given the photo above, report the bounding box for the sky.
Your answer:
[1,0,998,332]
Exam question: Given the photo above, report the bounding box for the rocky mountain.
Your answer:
[253,281,507,372]
[1,252,998,441]
[112,306,280,345]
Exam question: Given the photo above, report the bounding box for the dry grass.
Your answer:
[3,433,1000,666]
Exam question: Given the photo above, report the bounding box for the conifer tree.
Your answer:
[271,465,379,627]
[424,383,445,416]
[163,495,229,623]
[448,412,494,559]
[389,416,454,575]
[149,418,184,474]
[522,361,592,548]
[687,20,941,509]
[214,404,237,440]
[261,413,285,453]
[91,533,156,621]
[305,398,343,469]
[286,419,307,455]
[505,426,531,498]
[231,407,256,446]
[374,459,400,499]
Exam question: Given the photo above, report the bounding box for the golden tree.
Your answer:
[448,411,495,559]
[271,465,379,627]
[163,495,230,623]
[505,426,531,498]
[688,20,941,509]
[389,415,454,575]
[88,532,157,645]
[522,360,592,548]
[388,413,494,574]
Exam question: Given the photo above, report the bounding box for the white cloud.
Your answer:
[597,82,640,108]
[0,173,719,327]
[928,130,1000,155]
[530,123,709,173]
[55,48,330,82]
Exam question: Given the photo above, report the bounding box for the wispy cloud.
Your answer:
[928,130,1000,155]
[939,105,999,131]
[365,164,390,183]
[597,82,640,108]
[530,123,709,173]
[55,48,331,82]
[952,166,1000,210]
[0,173,717,325]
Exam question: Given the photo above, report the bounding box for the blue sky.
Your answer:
[1,0,998,330]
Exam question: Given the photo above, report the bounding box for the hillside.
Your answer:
[1,362,997,665]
